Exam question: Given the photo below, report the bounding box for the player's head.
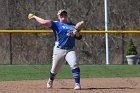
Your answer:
[57,9,68,23]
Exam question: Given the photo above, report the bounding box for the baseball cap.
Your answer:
[57,9,67,15]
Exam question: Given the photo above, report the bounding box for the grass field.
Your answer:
[0,65,140,81]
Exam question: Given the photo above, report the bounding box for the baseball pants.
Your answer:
[50,45,79,74]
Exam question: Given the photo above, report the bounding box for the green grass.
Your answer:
[0,65,140,81]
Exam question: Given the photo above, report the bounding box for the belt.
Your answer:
[57,46,73,50]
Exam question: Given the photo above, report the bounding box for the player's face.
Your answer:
[58,12,68,22]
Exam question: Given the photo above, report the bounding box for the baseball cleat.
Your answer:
[74,83,81,90]
[47,78,53,88]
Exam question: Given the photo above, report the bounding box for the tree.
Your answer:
[125,38,137,55]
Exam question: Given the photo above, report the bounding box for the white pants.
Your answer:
[50,45,79,74]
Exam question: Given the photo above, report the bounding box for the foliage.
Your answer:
[125,38,137,55]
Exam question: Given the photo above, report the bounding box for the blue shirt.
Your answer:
[50,21,75,49]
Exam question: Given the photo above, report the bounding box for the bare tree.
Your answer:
[0,0,140,64]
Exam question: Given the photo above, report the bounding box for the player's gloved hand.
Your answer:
[75,21,84,31]
[72,21,84,35]
[71,21,84,40]
[74,33,82,40]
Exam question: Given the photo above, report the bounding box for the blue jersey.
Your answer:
[50,21,76,49]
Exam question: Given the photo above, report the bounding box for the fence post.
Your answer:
[10,33,12,65]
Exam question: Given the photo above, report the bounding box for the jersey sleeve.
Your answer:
[49,21,59,34]
[49,21,59,41]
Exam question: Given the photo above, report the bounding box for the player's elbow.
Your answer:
[39,20,48,24]
[40,20,52,27]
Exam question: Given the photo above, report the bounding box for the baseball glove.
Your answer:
[72,21,84,34]
[71,21,84,40]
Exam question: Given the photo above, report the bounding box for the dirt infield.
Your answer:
[0,77,140,93]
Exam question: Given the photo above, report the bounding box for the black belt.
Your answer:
[57,46,73,50]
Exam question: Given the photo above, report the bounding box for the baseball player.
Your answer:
[28,9,84,90]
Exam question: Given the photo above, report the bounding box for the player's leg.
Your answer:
[47,47,66,88]
[65,50,81,90]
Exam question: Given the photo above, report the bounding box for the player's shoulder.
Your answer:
[52,21,59,24]
[68,22,75,26]
[51,21,59,26]
[52,21,62,25]
[52,21,75,27]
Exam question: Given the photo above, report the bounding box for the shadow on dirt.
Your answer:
[60,87,135,90]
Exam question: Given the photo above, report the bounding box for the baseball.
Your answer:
[28,13,34,19]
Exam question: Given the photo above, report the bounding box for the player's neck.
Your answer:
[60,20,68,23]
[59,18,69,23]
[60,19,67,22]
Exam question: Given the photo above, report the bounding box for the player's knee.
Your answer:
[70,63,79,69]
[50,69,58,75]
